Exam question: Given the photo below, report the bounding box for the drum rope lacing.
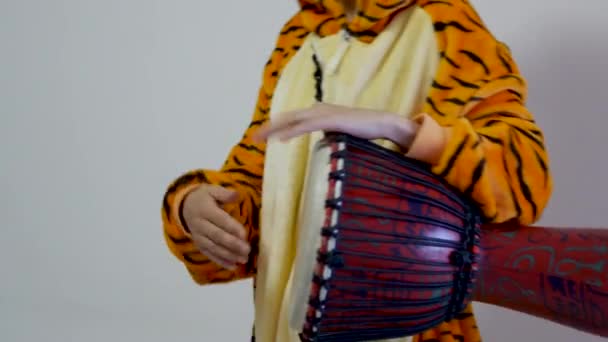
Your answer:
[300,49,482,342]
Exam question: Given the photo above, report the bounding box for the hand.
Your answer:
[252,103,419,149]
[181,184,251,270]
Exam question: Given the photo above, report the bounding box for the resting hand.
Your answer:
[181,184,251,270]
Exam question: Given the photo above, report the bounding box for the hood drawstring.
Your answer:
[310,29,353,103]
[325,29,352,75]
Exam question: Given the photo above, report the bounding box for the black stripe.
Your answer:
[497,46,514,73]
[444,97,467,106]
[530,129,543,137]
[183,251,211,265]
[502,140,522,219]
[451,76,479,89]
[166,233,190,245]
[471,111,534,123]
[510,133,538,218]
[224,168,263,180]
[507,89,523,99]
[534,149,549,187]
[479,133,503,145]
[459,49,490,74]
[315,16,338,35]
[482,119,503,128]
[237,143,265,155]
[426,97,448,116]
[463,9,486,31]
[441,51,461,69]
[299,3,318,12]
[512,125,544,149]
[296,31,309,39]
[432,80,452,90]
[434,21,473,33]
[464,158,485,198]
[280,25,306,35]
[498,74,525,84]
[176,191,190,230]
[312,53,324,102]
[258,106,269,114]
[345,27,379,39]
[163,171,209,219]
[235,179,260,193]
[358,11,381,22]
[209,273,238,283]
[219,181,232,188]
[244,235,259,275]
[421,0,452,8]
[376,0,407,9]
[232,155,244,166]
[438,135,470,178]
[249,118,266,128]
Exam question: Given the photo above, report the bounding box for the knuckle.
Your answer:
[220,233,237,249]
[192,236,210,253]
[209,248,227,261]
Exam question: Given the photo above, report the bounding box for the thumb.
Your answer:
[207,185,240,204]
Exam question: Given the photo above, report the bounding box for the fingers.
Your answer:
[207,185,240,204]
[252,104,329,141]
[253,103,352,141]
[254,113,335,142]
[204,203,248,241]
[197,203,250,263]
[252,117,299,142]
[182,185,252,270]
[273,117,335,141]
[191,233,240,270]
[191,218,250,268]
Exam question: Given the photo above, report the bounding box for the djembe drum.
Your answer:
[288,133,608,342]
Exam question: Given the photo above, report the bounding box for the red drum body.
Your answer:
[288,133,608,341]
[288,134,482,342]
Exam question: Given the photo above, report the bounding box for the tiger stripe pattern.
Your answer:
[161,13,308,286]
[161,1,552,341]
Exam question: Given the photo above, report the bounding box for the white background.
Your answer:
[2,1,607,341]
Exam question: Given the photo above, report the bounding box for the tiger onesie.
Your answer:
[161,0,553,341]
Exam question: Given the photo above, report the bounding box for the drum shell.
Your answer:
[293,134,481,342]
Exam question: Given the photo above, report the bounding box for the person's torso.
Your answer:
[253,6,443,342]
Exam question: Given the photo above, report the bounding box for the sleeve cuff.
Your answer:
[404,113,450,165]
[170,183,201,237]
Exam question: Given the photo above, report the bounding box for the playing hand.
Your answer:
[252,103,418,148]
